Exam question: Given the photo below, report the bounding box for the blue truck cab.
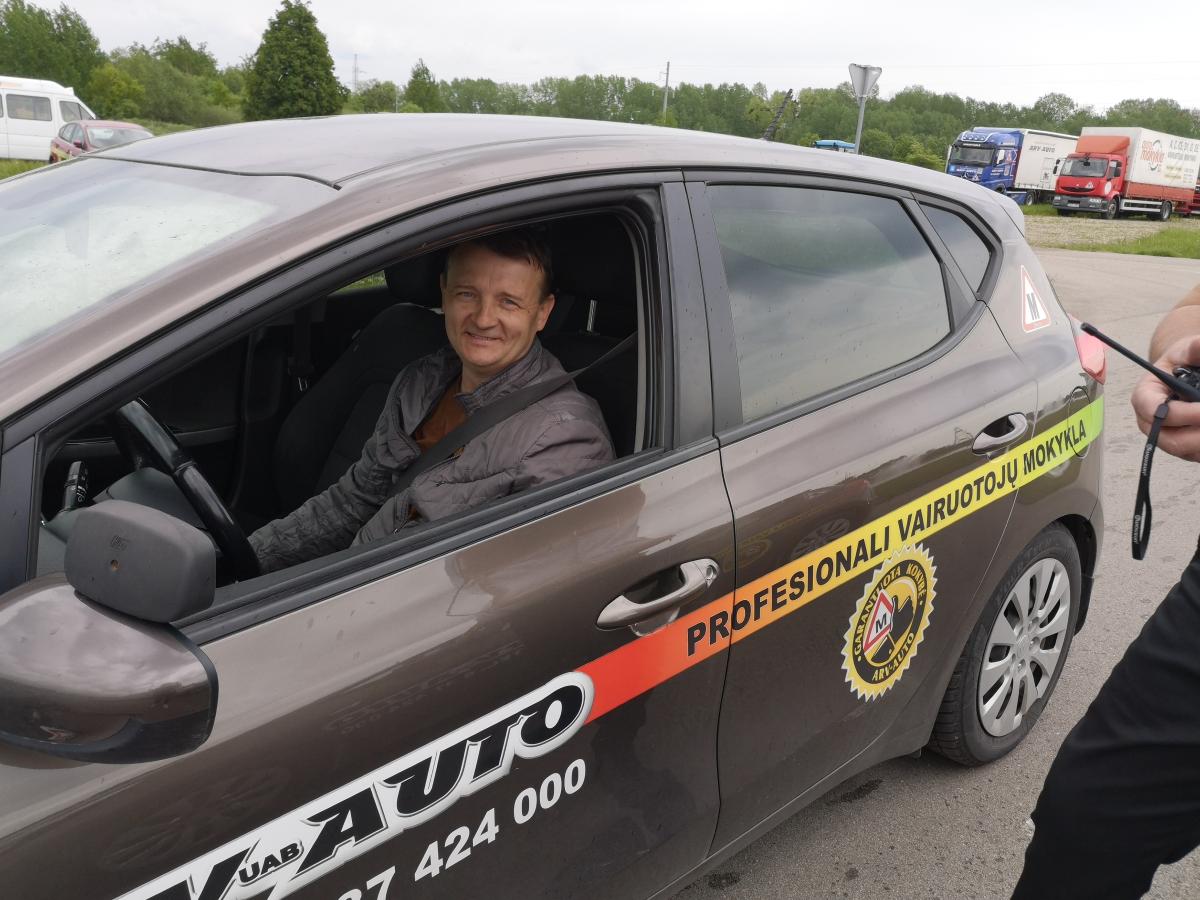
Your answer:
[946,127,1021,192]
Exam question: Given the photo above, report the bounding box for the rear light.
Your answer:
[1070,315,1106,383]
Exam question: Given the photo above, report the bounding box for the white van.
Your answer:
[0,75,96,161]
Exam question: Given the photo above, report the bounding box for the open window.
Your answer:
[31,200,666,616]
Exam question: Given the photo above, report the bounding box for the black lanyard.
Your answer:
[1133,399,1172,560]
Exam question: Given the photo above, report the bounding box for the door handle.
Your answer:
[972,413,1029,454]
[597,558,720,628]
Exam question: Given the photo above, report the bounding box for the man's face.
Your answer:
[441,243,555,390]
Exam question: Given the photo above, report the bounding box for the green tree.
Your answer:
[86,61,143,118]
[348,79,401,113]
[109,44,237,126]
[403,59,445,112]
[243,0,346,120]
[0,0,104,92]
[859,127,894,159]
[152,36,217,78]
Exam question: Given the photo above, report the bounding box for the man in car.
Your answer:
[249,228,614,573]
[1012,281,1200,898]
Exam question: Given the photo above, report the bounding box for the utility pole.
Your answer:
[660,61,671,120]
[761,89,794,141]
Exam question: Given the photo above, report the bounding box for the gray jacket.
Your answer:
[250,341,614,573]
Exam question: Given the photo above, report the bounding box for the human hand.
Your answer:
[1131,335,1200,462]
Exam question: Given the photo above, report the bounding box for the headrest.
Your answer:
[549,216,635,307]
[384,253,443,308]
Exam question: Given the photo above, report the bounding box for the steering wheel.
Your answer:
[109,399,261,581]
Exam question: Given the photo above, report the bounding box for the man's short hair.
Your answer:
[446,227,554,299]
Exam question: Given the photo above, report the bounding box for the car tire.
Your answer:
[928,523,1080,766]
[1023,192,1036,207]
[1103,197,1119,220]
[1159,201,1173,222]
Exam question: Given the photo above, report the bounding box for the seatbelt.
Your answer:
[391,333,636,497]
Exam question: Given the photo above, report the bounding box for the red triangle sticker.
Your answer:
[1021,266,1051,332]
[863,590,895,655]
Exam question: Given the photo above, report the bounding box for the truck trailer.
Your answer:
[945,127,1077,204]
[1052,126,1200,220]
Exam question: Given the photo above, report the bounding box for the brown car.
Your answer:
[48,118,153,161]
[0,115,1104,899]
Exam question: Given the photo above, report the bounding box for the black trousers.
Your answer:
[1012,544,1200,899]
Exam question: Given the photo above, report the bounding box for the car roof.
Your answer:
[100,114,1006,204]
[3,115,1025,423]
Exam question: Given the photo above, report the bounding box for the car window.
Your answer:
[921,204,992,292]
[57,124,71,140]
[0,95,4,119]
[60,101,83,123]
[7,94,52,121]
[709,184,950,422]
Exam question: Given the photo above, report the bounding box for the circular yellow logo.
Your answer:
[842,544,936,701]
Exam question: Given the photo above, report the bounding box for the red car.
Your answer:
[49,119,153,161]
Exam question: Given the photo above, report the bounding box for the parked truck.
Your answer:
[945,127,1077,204]
[1052,126,1200,220]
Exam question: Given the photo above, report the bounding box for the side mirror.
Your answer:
[72,139,85,150]
[0,503,218,763]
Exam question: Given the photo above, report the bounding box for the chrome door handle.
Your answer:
[972,413,1029,454]
[597,558,720,628]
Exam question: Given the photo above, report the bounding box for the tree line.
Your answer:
[3,0,1199,170]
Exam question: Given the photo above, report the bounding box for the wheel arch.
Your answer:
[1056,513,1097,630]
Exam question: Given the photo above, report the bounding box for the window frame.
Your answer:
[913,193,1004,302]
[686,169,987,440]
[0,170,716,642]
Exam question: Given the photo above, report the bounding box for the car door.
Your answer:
[0,180,735,899]
[685,176,1038,846]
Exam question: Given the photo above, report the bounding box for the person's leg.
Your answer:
[1012,548,1200,899]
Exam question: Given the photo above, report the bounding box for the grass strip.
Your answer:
[1047,225,1200,259]
[0,160,46,180]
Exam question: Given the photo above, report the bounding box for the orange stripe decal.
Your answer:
[577,592,732,723]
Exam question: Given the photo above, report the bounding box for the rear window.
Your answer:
[7,94,52,121]
[921,205,992,292]
[710,184,951,421]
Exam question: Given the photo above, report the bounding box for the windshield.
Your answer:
[85,126,153,149]
[1060,157,1110,178]
[0,159,332,362]
[949,146,994,166]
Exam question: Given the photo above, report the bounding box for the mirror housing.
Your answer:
[66,500,215,622]
[0,576,217,762]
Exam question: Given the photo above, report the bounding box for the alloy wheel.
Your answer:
[977,557,1071,737]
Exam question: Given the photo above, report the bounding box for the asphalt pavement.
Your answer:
[674,249,1200,899]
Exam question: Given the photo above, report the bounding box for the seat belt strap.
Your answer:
[391,333,636,496]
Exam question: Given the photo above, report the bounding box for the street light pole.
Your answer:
[848,63,882,155]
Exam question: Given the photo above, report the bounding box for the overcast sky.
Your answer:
[64,0,1200,112]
